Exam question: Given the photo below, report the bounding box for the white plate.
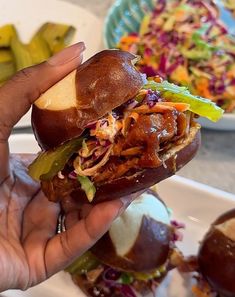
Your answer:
[4,134,235,297]
[0,0,103,128]
[104,0,235,132]
[198,113,235,131]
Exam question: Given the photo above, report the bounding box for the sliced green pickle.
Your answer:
[37,22,76,53]
[0,49,13,63]
[0,24,17,47]
[0,61,15,82]
[28,34,51,64]
[77,176,96,202]
[10,36,33,70]
[65,251,99,275]
[143,80,224,122]
[28,136,84,181]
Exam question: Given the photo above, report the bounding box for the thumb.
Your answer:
[0,42,85,183]
[0,42,85,141]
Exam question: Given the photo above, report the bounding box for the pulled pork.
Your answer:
[73,105,191,185]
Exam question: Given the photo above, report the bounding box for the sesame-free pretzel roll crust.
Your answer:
[41,124,201,208]
[198,209,235,297]
[91,216,171,273]
[32,50,144,150]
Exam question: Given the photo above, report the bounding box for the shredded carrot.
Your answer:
[175,8,187,21]
[148,76,163,83]
[224,86,235,99]
[129,111,139,121]
[194,78,213,99]
[115,120,123,131]
[121,146,143,156]
[170,64,191,84]
[191,285,208,297]
[227,65,235,79]
[133,104,174,113]
[119,35,139,44]
[121,112,139,135]
[158,102,190,112]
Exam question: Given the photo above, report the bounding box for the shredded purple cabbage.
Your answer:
[140,65,157,77]
[104,268,121,281]
[145,90,161,107]
[158,54,167,75]
[153,0,166,16]
[171,220,186,229]
[68,171,77,179]
[120,285,137,297]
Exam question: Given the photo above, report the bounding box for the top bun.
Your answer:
[198,209,235,297]
[32,50,144,149]
[91,189,172,272]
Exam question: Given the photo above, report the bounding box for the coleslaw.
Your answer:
[118,0,235,113]
[29,77,223,202]
[222,0,235,17]
[67,219,185,297]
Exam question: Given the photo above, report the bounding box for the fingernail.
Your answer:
[117,191,146,217]
[48,42,86,66]
[116,196,133,217]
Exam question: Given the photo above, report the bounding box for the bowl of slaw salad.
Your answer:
[104,0,235,130]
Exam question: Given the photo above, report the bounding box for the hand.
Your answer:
[0,43,138,292]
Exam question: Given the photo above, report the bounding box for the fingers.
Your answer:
[45,191,144,276]
[22,191,60,240]
[0,143,10,183]
[0,42,85,141]
[22,191,61,287]
[45,198,124,275]
[0,42,85,182]
[64,191,145,229]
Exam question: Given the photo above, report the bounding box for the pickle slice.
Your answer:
[28,34,51,64]
[28,136,84,181]
[0,24,17,47]
[37,22,76,53]
[0,49,13,63]
[65,251,99,275]
[10,36,33,71]
[0,61,15,83]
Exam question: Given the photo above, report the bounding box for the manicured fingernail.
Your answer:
[48,42,86,66]
[117,191,146,217]
[116,196,133,217]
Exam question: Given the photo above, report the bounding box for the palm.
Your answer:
[0,154,60,291]
[0,45,134,293]
[0,154,129,293]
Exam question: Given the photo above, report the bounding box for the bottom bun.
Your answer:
[41,124,200,208]
[71,268,168,297]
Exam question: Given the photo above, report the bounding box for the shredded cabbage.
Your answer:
[77,175,96,202]
[143,80,224,122]
[118,0,235,112]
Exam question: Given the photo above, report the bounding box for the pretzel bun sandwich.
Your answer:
[66,189,185,296]
[177,209,235,297]
[196,209,235,297]
[28,49,223,204]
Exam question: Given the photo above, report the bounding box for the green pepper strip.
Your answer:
[143,80,224,122]
[77,175,96,203]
